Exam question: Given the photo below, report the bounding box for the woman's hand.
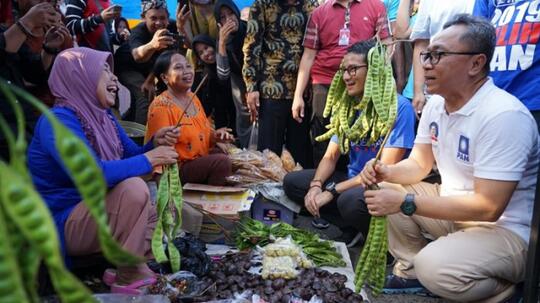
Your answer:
[176,4,191,34]
[144,146,178,166]
[214,127,235,143]
[20,2,61,35]
[101,5,121,23]
[153,126,180,146]
[43,25,72,51]
[140,75,156,100]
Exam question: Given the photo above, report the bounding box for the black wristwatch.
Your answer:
[400,193,417,216]
[325,182,339,198]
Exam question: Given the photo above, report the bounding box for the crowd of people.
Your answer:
[0,0,539,301]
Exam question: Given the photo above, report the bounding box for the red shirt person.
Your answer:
[292,0,390,167]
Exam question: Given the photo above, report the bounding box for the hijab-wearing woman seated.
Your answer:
[27,47,179,295]
[145,51,234,185]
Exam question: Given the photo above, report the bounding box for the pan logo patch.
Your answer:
[457,135,470,162]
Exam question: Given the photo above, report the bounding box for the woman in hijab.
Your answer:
[192,34,236,131]
[145,51,234,186]
[213,0,251,148]
[27,47,179,295]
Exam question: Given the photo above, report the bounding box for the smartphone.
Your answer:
[165,32,182,40]
[110,4,122,13]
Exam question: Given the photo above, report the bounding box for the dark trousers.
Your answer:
[309,84,349,171]
[257,99,313,169]
[282,169,371,235]
[117,69,149,125]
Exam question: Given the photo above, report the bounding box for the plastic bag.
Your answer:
[259,237,313,280]
[145,271,202,301]
[248,121,258,151]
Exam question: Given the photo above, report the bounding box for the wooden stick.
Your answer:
[183,201,237,242]
[175,74,209,127]
[367,120,396,191]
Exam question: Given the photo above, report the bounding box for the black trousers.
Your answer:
[257,99,313,169]
[282,169,371,235]
[309,84,349,171]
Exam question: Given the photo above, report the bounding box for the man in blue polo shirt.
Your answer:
[283,40,416,244]
[474,0,540,129]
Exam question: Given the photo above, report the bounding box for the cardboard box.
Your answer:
[182,183,255,243]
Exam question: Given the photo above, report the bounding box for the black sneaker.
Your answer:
[382,274,428,295]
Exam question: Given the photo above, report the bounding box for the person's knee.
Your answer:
[414,244,464,298]
[212,153,232,174]
[116,177,150,211]
[282,171,300,195]
[282,170,312,201]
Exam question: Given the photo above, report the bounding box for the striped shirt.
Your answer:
[65,0,104,36]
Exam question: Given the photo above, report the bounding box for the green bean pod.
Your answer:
[0,162,95,303]
[0,202,29,303]
[152,167,170,264]
[169,163,183,237]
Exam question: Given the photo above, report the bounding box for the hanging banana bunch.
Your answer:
[316,41,398,154]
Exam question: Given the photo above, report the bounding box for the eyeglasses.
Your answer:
[420,50,482,65]
[339,64,367,77]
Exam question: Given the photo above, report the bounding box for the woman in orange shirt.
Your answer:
[145,51,234,185]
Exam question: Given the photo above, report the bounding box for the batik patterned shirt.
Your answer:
[242,0,319,100]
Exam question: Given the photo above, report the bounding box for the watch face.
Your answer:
[401,194,416,216]
[325,182,336,192]
[401,202,416,216]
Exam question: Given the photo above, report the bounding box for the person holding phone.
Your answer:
[65,0,121,51]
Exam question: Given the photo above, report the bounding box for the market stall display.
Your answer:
[192,252,364,302]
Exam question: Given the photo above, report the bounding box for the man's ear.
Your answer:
[469,54,488,77]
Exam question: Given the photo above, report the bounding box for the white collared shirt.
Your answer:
[415,78,539,243]
[410,0,475,41]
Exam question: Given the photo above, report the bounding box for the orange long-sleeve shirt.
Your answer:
[145,91,213,162]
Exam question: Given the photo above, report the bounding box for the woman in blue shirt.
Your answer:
[27,47,178,294]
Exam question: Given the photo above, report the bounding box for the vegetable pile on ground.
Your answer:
[193,252,364,302]
[234,217,346,267]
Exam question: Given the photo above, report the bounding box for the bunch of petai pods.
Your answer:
[316,41,397,155]
[350,41,398,296]
[151,163,184,273]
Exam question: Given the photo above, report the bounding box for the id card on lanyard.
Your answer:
[338,2,351,46]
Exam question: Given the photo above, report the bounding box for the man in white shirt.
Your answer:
[410,0,474,115]
[358,14,539,302]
